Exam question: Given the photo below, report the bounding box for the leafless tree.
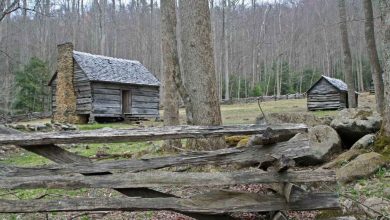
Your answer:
[179,0,225,150]
[0,0,385,114]
[338,0,356,108]
[160,0,182,150]
[380,0,390,136]
[364,0,385,114]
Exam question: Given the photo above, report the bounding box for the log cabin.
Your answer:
[307,75,358,111]
[48,43,160,124]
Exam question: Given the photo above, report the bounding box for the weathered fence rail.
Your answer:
[0,170,336,190]
[0,192,340,214]
[220,94,306,105]
[0,124,341,219]
[0,124,307,146]
[0,139,310,177]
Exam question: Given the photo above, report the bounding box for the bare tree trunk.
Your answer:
[250,0,256,90]
[160,0,182,151]
[112,0,118,57]
[338,0,356,108]
[0,1,12,113]
[314,1,331,76]
[98,0,107,55]
[221,0,229,101]
[179,0,225,150]
[364,0,385,114]
[149,0,154,73]
[380,0,390,136]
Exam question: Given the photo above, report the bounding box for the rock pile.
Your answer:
[330,108,382,147]
[289,125,342,165]
[6,123,77,132]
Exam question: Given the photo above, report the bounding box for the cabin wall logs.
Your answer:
[74,63,92,115]
[307,78,343,111]
[91,82,159,117]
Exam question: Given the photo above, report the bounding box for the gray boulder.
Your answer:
[290,125,342,165]
[322,148,364,169]
[350,134,375,150]
[336,152,386,183]
[257,112,329,127]
[330,109,382,147]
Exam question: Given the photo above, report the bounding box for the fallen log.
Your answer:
[0,190,340,214]
[0,140,312,177]
[0,124,308,146]
[0,170,336,190]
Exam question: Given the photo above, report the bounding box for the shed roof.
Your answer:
[73,51,160,86]
[322,75,347,91]
[307,75,348,93]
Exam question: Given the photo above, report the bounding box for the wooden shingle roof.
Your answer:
[321,75,347,91]
[73,51,160,86]
[307,75,348,93]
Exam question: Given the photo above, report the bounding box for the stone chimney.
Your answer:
[53,43,83,124]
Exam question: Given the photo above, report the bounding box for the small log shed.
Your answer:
[307,75,358,111]
[48,43,160,124]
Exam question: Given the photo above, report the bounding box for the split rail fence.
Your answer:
[0,124,340,219]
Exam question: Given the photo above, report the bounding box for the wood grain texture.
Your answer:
[21,144,91,164]
[0,139,311,177]
[0,170,336,190]
[0,190,340,213]
[0,126,177,200]
[0,124,307,146]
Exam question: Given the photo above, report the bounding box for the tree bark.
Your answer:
[380,0,390,136]
[222,0,230,101]
[160,0,182,151]
[364,0,385,114]
[338,0,356,108]
[178,0,225,150]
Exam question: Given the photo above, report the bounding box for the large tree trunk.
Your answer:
[381,0,390,136]
[160,0,182,151]
[338,0,357,108]
[178,0,225,150]
[364,0,385,114]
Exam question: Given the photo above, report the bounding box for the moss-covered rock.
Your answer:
[236,138,249,148]
[315,210,346,219]
[373,135,390,160]
[322,149,365,169]
[351,134,375,150]
[225,135,250,147]
[336,152,386,183]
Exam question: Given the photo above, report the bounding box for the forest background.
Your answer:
[0,0,383,113]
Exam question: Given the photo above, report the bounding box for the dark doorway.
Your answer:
[122,90,131,114]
